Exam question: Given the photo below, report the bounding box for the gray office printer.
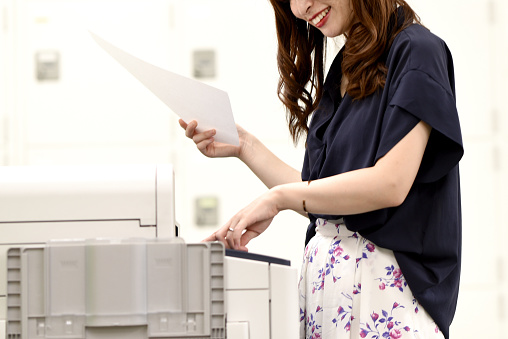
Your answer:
[0,164,298,339]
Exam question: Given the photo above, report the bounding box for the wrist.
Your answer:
[269,185,287,213]
[237,131,258,163]
[272,181,312,215]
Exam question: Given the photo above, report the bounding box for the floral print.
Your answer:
[377,265,408,293]
[299,218,443,339]
[359,303,411,338]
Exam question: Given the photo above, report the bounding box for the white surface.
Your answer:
[227,322,250,339]
[225,257,269,290]
[0,164,175,234]
[270,264,300,339]
[156,164,176,238]
[0,220,156,245]
[90,32,239,146]
[226,290,270,339]
[0,164,154,224]
[224,256,300,339]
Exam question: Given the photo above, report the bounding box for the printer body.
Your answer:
[0,164,299,339]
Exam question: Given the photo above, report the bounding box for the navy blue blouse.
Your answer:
[302,24,463,338]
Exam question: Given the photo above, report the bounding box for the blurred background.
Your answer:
[0,0,506,337]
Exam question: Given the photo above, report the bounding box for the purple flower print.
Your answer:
[356,239,376,268]
[333,244,343,257]
[300,307,306,322]
[309,247,319,263]
[376,266,408,292]
[359,303,410,339]
[412,298,420,314]
[329,239,349,263]
[353,283,362,295]
[390,328,403,339]
[307,311,322,338]
[332,293,353,331]
[312,268,326,293]
[320,239,348,282]
[366,243,375,252]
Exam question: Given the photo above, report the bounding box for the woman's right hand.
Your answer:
[178,119,245,159]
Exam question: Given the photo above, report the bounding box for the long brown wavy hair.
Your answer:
[268,0,421,143]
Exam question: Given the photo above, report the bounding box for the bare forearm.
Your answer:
[239,133,301,188]
[273,167,402,216]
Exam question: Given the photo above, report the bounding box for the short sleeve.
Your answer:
[383,70,463,183]
[374,27,464,184]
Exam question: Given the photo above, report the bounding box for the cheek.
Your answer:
[289,1,302,19]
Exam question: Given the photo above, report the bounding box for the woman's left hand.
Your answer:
[202,189,282,251]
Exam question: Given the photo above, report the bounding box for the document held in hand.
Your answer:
[90,32,240,146]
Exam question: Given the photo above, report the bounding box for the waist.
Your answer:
[315,218,357,238]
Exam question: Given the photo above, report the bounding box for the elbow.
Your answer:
[386,193,406,208]
[382,179,411,208]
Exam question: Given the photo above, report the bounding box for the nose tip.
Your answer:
[293,0,312,17]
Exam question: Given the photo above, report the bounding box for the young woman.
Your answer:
[180,0,463,338]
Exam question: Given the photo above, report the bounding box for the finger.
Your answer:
[215,229,232,249]
[231,222,248,250]
[196,138,215,153]
[202,233,217,242]
[185,120,198,138]
[225,229,236,250]
[240,229,260,248]
[238,245,249,252]
[178,119,188,129]
[224,221,239,250]
[193,129,216,145]
[212,222,237,249]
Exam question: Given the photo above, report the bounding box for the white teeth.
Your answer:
[311,8,330,26]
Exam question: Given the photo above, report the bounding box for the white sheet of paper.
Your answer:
[90,32,239,146]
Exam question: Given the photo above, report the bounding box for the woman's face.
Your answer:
[290,0,355,38]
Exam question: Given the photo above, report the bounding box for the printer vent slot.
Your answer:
[209,242,226,338]
[6,248,22,339]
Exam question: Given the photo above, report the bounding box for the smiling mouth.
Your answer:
[311,7,330,26]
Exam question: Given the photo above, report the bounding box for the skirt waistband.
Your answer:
[315,218,357,238]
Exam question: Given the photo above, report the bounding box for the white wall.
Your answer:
[0,0,9,165]
[0,0,506,337]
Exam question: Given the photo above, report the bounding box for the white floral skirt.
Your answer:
[299,219,444,339]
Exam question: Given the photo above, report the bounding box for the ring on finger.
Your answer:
[228,227,234,232]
